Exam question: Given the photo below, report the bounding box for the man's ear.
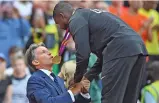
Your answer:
[32,60,40,66]
[59,13,65,19]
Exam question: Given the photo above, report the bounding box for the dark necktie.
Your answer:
[50,73,63,93]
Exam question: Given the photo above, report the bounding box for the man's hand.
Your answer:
[69,76,90,94]
[68,78,75,89]
[81,76,90,93]
[69,83,83,95]
[81,80,90,93]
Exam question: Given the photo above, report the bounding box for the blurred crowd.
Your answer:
[0,0,159,103]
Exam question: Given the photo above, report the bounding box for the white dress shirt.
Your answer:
[40,69,90,102]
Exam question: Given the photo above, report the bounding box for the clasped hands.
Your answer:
[69,77,90,95]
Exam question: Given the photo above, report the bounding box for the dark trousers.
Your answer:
[101,55,146,103]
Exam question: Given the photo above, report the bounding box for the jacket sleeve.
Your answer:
[69,17,91,83]
[75,94,91,103]
[84,57,102,81]
[27,77,73,103]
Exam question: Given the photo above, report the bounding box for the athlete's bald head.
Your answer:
[53,1,74,30]
[53,1,73,17]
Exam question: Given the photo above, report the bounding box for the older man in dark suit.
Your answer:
[25,43,91,103]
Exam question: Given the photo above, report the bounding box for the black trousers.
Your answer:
[101,55,146,103]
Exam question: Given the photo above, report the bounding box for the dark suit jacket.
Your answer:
[69,8,148,82]
[27,70,90,103]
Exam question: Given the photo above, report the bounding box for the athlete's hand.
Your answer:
[81,76,90,93]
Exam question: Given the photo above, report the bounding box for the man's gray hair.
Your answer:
[25,43,45,72]
[53,1,73,17]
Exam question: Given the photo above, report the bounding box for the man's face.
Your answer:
[54,14,69,30]
[13,59,26,74]
[1,3,13,18]
[33,46,53,68]
[129,1,143,10]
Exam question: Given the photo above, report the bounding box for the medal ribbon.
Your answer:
[59,28,71,56]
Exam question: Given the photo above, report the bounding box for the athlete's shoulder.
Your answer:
[69,8,88,23]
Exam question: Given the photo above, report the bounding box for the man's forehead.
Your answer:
[35,46,47,54]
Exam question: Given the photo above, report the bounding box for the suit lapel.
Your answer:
[37,70,62,95]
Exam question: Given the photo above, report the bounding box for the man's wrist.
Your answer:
[69,83,83,95]
[69,87,76,95]
[69,87,79,95]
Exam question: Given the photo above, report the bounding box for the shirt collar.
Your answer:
[40,69,52,77]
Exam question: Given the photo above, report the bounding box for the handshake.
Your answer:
[69,77,90,95]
